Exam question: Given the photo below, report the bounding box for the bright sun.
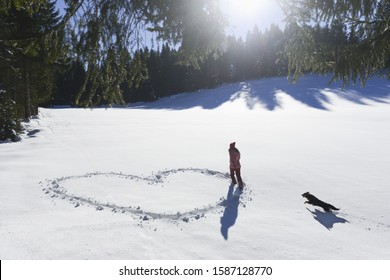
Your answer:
[222,0,283,37]
[224,0,268,17]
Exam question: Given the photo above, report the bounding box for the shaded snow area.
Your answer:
[1,75,390,259]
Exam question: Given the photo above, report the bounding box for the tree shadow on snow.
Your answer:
[306,208,349,230]
[27,129,40,137]
[220,184,240,240]
[128,74,389,111]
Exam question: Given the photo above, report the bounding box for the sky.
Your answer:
[220,0,286,38]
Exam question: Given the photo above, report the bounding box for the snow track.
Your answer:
[41,168,253,223]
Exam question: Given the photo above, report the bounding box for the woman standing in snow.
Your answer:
[229,142,244,189]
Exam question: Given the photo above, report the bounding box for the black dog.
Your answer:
[302,192,340,212]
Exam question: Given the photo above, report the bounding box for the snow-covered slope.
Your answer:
[1,75,389,259]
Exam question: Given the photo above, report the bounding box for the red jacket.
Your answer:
[229,147,241,169]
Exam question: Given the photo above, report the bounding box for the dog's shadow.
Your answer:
[306,208,349,230]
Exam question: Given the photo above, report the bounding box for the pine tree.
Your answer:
[0,89,21,142]
[276,0,390,85]
[51,61,86,106]
[146,0,226,66]
[0,0,67,119]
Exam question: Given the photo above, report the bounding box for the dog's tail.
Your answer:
[329,205,340,211]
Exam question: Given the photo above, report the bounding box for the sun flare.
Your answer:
[222,0,283,37]
[224,0,267,17]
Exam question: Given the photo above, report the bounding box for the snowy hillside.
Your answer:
[1,74,389,259]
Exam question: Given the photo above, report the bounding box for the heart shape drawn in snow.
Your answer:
[42,168,250,222]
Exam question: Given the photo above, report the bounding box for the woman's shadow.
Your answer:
[220,184,240,240]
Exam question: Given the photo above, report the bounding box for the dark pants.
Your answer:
[230,168,243,185]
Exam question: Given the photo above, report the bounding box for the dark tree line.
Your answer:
[53,24,287,105]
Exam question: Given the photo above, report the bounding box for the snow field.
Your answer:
[1,75,389,259]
